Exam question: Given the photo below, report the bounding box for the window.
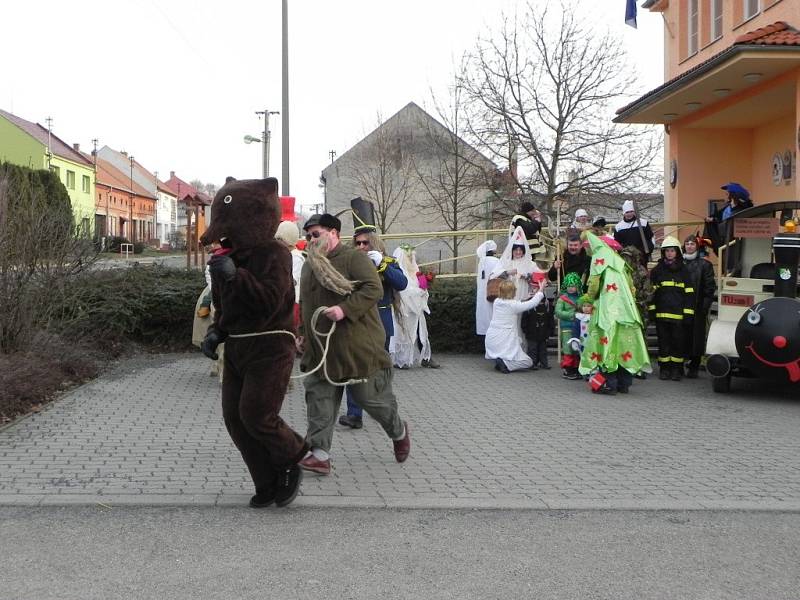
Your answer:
[51,165,60,179]
[688,0,699,56]
[66,170,75,189]
[82,175,91,193]
[744,0,760,19]
[711,0,722,40]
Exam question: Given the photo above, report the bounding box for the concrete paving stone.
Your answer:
[1,353,800,509]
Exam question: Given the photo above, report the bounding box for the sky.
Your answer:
[1,0,664,214]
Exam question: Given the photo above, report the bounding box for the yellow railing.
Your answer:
[377,221,705,277]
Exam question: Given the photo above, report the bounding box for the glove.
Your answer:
[367,250,383,267]
[201,329,224,360]
[208,254,237,283]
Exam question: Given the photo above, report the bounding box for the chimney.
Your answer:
[121,151,128,157]
[772,233,800,298]
[73,143,80,152]
[170,171,176,178]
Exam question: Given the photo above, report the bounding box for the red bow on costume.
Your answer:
[594,258,605,265]
[621,351,632,361]
[590,352,602,361]
[606,283,617,292]
[600,336,609,345]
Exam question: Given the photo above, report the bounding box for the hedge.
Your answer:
[427,278,482,354]
[55,265,206,351]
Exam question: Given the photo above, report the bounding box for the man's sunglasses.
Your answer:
[354,240,370,247]
[305,230,323,241]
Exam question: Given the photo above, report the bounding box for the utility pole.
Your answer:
[329,149,337,164]
[282,0,290,195]
[129,155,135,242]
[255,110,280,177]
[45,116,53,168]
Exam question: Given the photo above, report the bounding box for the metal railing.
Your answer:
[376,221,705,277]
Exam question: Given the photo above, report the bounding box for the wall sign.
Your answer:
[772,153,783,185]
[734,217,779,238]
[669,159,678,189]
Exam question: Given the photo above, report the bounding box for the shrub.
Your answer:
[106,236,131,252]
[55,265,206,351]
[133,241,145,254]
[427,278,483,354]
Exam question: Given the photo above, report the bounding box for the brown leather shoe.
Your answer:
[393,421,411,463]
[299,454,331,475]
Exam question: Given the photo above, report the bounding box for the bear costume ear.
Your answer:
[260,177,279,196]
[225,176,237,184]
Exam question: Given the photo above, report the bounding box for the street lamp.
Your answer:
[244,110,279,178]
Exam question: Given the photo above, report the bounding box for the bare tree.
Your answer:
[344,114,413,233]
[458,0,662,218]
[413,82,498,272]
[190,179,217,198]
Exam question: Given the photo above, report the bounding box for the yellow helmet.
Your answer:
[660,235,681,250]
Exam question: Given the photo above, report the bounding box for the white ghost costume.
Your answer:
[489,226,544,350]
[389,246,432,368]
[475,240,500,336]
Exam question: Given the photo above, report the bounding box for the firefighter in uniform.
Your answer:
[648,236,695,381]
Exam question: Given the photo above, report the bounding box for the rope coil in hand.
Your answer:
[226,306,366,387]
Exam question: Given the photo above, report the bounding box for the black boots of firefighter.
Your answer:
[659,363,683,381]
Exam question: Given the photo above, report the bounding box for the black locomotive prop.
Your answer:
[705,201,800,392]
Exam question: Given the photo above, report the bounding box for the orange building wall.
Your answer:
[670,126,753,222]
[660,0,800,79]
[751,114,795,203]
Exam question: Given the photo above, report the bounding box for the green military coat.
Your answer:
[299,242,391,381]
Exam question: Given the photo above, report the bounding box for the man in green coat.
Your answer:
[297,214,411,475]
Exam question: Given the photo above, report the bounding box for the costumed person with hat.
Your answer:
[704,182,754,272]
[510,201,546,257]
[682,234,716,378]
[338,198,408,430]
[648,236,695,381]
[475,240,500,337]
[613,200,655,265]
[568,208,592,235]
[554,272,583,380]
[485,278,547,373]
[390,244,440,369]
[578,232,651,394]
[297,213,411,476]
[275,220,304,329]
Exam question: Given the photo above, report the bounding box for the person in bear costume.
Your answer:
[199,177,308,509]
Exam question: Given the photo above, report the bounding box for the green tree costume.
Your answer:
[578,233,652,376]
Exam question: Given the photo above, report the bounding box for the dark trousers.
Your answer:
[604,367,633,392]
[527,338,549,367]
[222,338,309,493]
[656,320,685,370]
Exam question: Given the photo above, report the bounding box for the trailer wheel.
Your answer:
[712,374,731,393]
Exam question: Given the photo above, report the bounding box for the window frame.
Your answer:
[744,0,761,20]
[688,0,700,57]
[66,170,76,190]
[711,0,723,41]
[82,174,91,193]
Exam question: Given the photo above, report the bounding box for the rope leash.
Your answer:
[226,306,366,387]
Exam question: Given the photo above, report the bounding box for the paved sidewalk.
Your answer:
[1,353,799,510]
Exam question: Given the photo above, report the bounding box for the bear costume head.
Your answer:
[200,177,281,249]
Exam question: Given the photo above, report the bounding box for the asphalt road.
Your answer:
[2,506,798,600]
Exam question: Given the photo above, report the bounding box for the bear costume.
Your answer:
[199,177,308,508]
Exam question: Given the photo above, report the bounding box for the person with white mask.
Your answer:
[475,240,500,336]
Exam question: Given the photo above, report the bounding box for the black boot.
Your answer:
[659,364,671,380]
[275,465,303,508]
[338,414,363,429]
[671,364,683,381]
